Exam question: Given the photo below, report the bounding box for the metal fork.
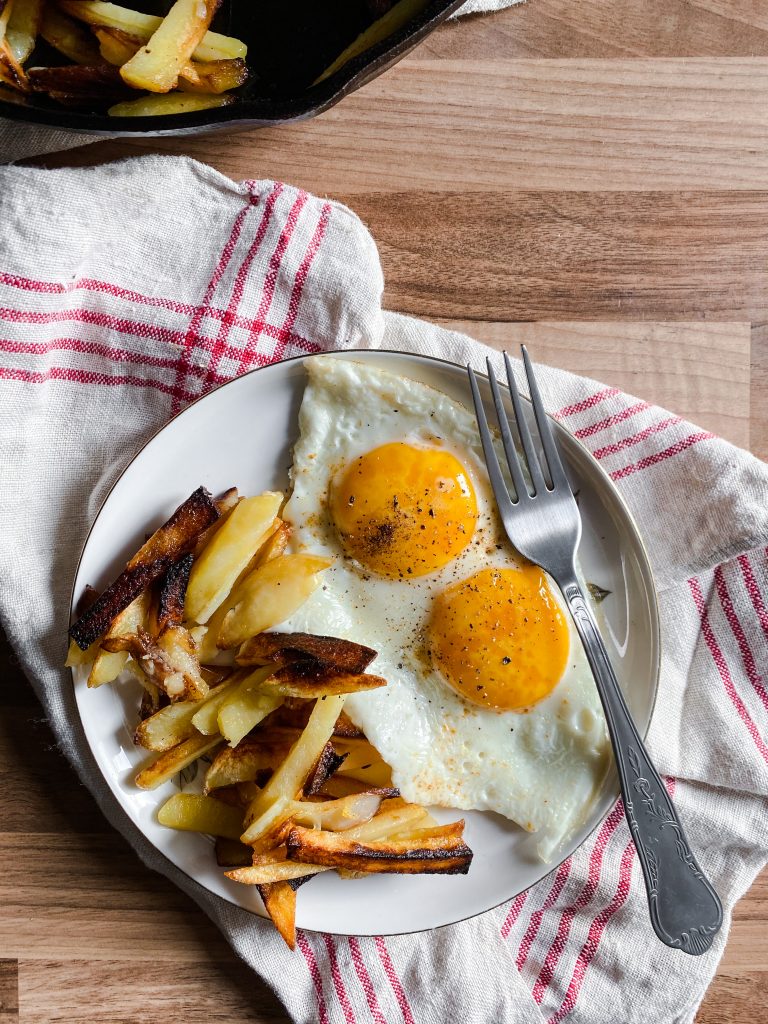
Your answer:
[468,347,723,956]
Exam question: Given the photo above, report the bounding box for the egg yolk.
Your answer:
[330,442,478,579]
[427,566,570,711]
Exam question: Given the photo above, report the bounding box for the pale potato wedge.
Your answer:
[135,732,221,789]
[108,91,232,117]
[241,695,346,845]
[189,676,242,736]
[87,589,150,688]
[58,1,246,61]
[342,801,430,842]
[119,0,219,93]
[134,679,236,751]
[6,0,42,63]
[185,492,282,624]
[157,792,243,839]
[65,637,97,668]
[217,667,283,747]
[217,554,332,650]
[240,793,295,852]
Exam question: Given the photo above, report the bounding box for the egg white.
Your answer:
[281,356,611,861]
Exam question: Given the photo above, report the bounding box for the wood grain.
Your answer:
[12,0,768,1021]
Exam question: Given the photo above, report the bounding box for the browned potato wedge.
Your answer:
[119,0,220,93]
[40,5,101,62]
[236,632,377,674]
[155,553,193,632]
[27,63,129,98]
[87,589,151,688]
[227,861,330,885]
[215,836,252,867]
[157,792,244,840]
[204,736,291,793]
[241,695,346,845]
[185,492,282,625]
[58,1,246,61]
[286,823,473,874]
[178,56,247,95]
[105,626,207,702]
[135,732,222,789]
[304,741,347,796]
[69,486,219,650]
[256,881,298,950]
[259,666,387,700]
[93,23,139,63]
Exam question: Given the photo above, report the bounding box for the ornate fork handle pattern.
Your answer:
[561,575,723,955]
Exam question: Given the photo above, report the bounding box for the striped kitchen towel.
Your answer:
[1,155,767,1024]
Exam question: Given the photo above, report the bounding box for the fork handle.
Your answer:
[559,570,723,955]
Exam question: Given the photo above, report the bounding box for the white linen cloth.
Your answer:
[0,0,523,164]
[1,155,767,1024]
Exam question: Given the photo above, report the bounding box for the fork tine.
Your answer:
[501,351,547,495]
[467,366,516,517]
[486,358,528,501]
[520,346,571,492]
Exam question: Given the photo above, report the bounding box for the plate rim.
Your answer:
[68,346,661,937]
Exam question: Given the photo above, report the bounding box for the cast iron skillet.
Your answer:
[0,0,465,136]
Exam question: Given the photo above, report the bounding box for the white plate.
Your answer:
[70,349,660,936]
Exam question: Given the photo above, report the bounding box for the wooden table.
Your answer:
[4,0,768,1020]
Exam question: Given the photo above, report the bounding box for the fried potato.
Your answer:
[177,55,247,93]
[304,741,347,796]
[87,589,150,688]
[204,736,292,793]
[135,731,221,789]
[286,823,473,874]
[185,492,282,625]
[259,666,387,700]
[157,792,244,840]
[240,793,295,853]
[155,553,193,632]
[241,694,346,845]
[65,637,98,668]
[215,836,252,867]
[134,678,236,751]
[70,486,219,650]
[120,0,220,92]
[40,5,101,62]
[59,0,246,61]
[227,861,330,885]
[27,62,129,98]
[217,554,332,650]
[248,519,290,569]
[187,676,240,736]
[217,667,283,747]
[256,881,298,950]
[6,0,42,63]
[236,632,377,674]
[291,792,382,831]
[313,0,429,85]
[93,23,138,63]
[105,625,207,701]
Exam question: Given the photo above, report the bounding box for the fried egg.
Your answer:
[281,356,611,860]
